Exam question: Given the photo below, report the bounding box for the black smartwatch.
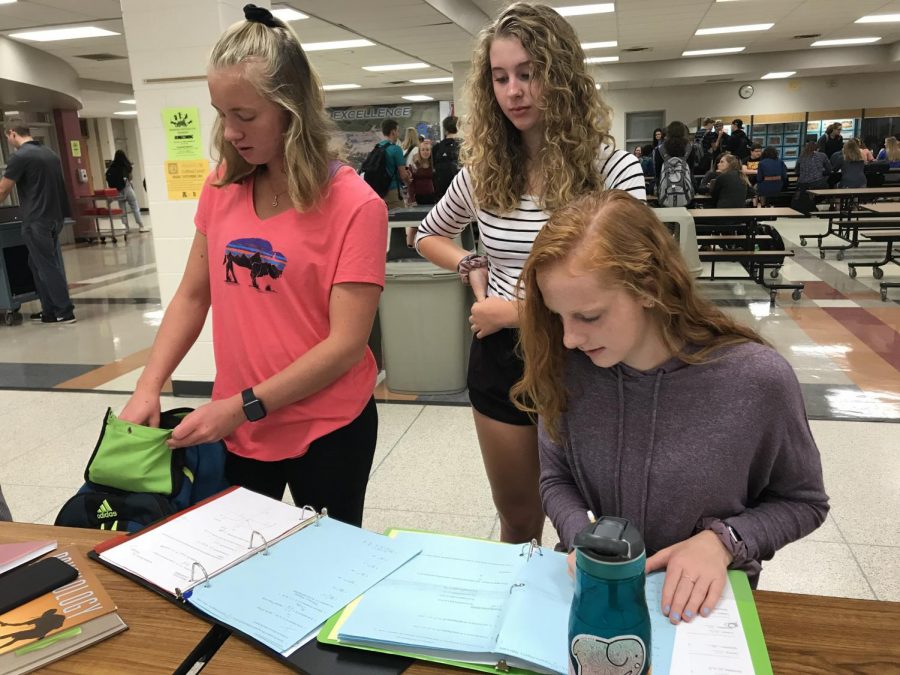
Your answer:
[241,388,267,422]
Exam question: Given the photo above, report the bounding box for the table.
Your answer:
[801,193,900,259]
[687,207,803,219]
[862,202,900,215]
[4,522,899,674]
[687,208,805,303]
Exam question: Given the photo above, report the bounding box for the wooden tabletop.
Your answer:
[688,207,803,218]
[3,522,899,674]
[862,202,900,214]
[808,187,900,197]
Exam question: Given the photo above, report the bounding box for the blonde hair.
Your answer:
[208,16,338,211]
[413,139,433,169]
[885,137,900,162]
[718,153,750,186]
[401,127,419,153]
[511,191,765,442]
[842,139,863,163]
[464,2,613,214]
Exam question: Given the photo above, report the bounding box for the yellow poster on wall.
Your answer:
[163,107,204,160]
[165,160,209,200]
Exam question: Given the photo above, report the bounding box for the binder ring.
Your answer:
[249,530,270,556]
[519,539,543,560]
[300,504,317,521]
[190,562,211,588]
[315,507,328,526]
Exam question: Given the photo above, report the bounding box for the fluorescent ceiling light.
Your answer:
[9,26,119,42]
[4,111,19,116]
[322,83,361,91]
[855,14,900,23]
[363,63,429,72]
[114,111,138,116]
[585,56,619,63]
[271,7,308,21]
[761,71,795,79]
[581,41,617,50]
[0,1,18,4]
[696,23,773,35]
[409,77,453,84]
[119,99,136,104]
[555,4,615,17]
[302,39,374,52]
[402,95,434,102]
[811,37,881,46]
[682,47,745,56]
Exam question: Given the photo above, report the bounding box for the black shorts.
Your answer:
[467,328,535,426]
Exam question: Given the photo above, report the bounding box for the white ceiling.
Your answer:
[0,0,899,117]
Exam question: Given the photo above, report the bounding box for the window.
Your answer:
[625,110,665,151]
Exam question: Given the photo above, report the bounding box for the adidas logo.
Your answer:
[96,499,118,520]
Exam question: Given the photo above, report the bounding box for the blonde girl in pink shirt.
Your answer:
[120,5,387,525]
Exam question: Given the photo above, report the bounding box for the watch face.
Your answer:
[739,84,754,99]
[244,400,265,422]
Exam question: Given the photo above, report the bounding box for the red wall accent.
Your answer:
[52,109,95,238]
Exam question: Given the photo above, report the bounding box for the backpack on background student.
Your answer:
[431,137,461,199]
[105,163,126,191]
[657,145,695,207]
[359,141,393,197]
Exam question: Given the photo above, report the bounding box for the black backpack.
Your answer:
[359,141,393,197]
[105,163,126,190]
[54,408,229,533]
[432,138,461,198]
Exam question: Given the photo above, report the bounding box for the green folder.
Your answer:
[317,529,773,675]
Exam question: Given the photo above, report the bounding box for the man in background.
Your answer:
[0,125,74,324]
[432,115,462,200]
[379,119,410,211]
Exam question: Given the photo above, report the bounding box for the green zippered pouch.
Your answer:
[84,408,188,496]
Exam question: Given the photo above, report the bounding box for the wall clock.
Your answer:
[738,84,754,99]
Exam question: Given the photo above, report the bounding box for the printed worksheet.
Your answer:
[100,487,315,594]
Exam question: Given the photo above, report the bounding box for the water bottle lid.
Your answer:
[574,517,645,564]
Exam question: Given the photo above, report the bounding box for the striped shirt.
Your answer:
[416,145,646,300]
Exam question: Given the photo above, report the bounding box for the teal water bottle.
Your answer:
[568,517,651,675]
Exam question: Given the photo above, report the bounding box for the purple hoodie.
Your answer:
[539,341,828,583]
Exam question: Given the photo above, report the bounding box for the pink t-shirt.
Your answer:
[194,165,387,461]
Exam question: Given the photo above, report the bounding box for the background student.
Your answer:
[416,2,644,544]
[512,190,828,625]
[119,5,386,527]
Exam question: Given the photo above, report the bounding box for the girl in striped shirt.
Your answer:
[416,2,645,544]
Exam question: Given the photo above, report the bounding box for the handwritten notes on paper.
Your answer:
[188,517,420,654]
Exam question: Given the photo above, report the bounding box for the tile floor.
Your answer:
[0,210,898,606]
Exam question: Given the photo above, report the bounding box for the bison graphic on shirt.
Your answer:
[223,238,287,291]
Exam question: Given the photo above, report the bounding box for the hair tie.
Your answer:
[243,4,280,27]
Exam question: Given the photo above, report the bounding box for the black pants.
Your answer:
[22,220,73,317]
[224,397,377,527]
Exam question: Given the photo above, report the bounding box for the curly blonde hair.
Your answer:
[464,2,614,213]
[208,16,338,211]
[511,191,765,443]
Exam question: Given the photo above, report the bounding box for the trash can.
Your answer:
[0,219,37,326]
[380,261,468,394]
